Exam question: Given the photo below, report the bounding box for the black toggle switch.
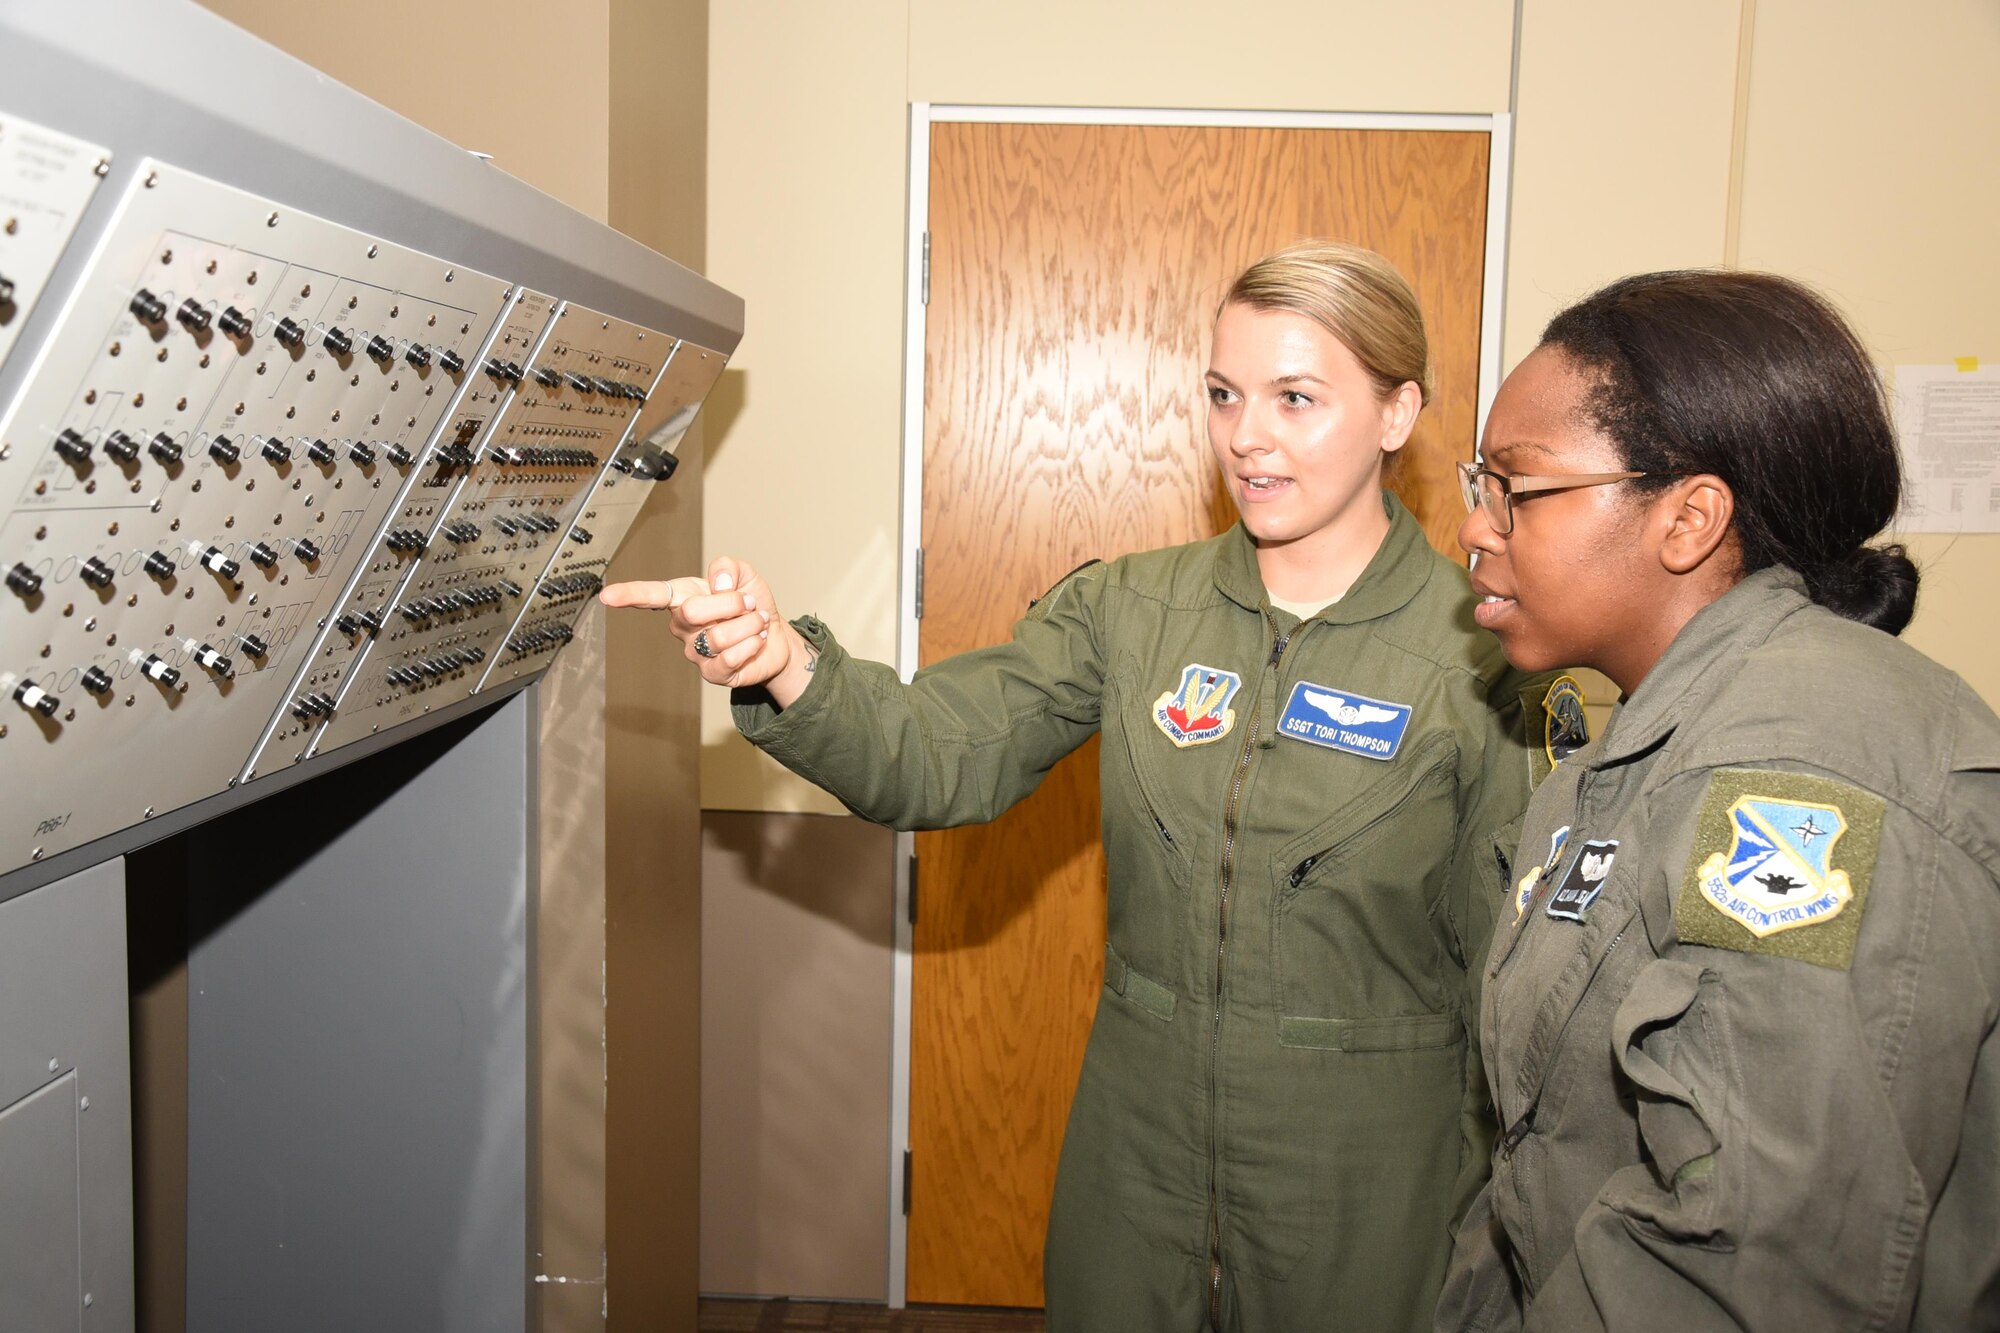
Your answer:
[365,334,395,364]
[7,563,43,597]
[294,538,321,563]
[144,550,176,581]
[199,546,241,581]
[359,608,385,632]
[54,429,92,467]
[386,442,414,467]
[238,634,269,659]
[564,371,593,392]
[534,367,560,387]
[103,431,140,465]
[129,288,168,324]
[502,361,524,383]
[140,654,181,687]
[439,348,465,374]
[323,326,354,356]
[80,666,113,696]
[405,342,431,369]
[176,299,212,333]
[246,542,278,569]
[568,527,593,545]
[273,316,306,349]
[149,433,183,465]
[218,306,253,339]
[306,438,336,466]
[335,613,362,636]
[261,437,292,464]
[79,556,115,588]
[208,435,241,464]
[192,643,234,677]
[13,680,58,716]
[348,441,377,466]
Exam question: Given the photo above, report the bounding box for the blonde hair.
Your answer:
[1221,241,1433,405]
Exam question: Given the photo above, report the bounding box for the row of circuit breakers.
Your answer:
[0,109,726,877]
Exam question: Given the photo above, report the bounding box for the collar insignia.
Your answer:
[1152,663,1243,747]
[1515,825,1571,920]
[1275,681,1413,761]
[1544,675,1590,766]
[1545,839,1618,922]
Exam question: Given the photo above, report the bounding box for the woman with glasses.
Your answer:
[605,242,1555,1331]
[1438,269,2000,1331]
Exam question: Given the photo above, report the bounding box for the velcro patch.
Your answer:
[1674,768,1884,970]
[1276,681,1413,761]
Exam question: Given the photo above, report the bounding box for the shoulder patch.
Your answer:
[1674,768,1885,970]
[1543,675,1591,768]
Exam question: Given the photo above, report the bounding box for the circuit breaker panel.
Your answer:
[0,138,730,878]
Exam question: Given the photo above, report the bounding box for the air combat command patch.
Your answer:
[1153,663,1243,747]
[1675,768,1885,970]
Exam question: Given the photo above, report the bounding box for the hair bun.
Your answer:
[1806,543,1919,635]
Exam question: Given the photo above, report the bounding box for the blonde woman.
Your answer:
[608,243,1547,1331]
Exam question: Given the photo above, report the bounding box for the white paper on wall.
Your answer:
[1895,362,2000,533]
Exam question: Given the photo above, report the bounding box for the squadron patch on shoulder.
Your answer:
[1515,825,1572,920]
[1152,663,1243,747]
[1543,675,1591,767]
[1545,839,1618,922]
[1675,768,1884,970]
[1276,681,1414,761]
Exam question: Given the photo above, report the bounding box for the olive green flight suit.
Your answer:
[1437,567,2000,1331]
[734,495,1543,1331]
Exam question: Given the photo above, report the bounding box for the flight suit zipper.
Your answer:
[1207,617,1293,1326]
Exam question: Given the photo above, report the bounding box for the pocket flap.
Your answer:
[1278,1011,1461,1052]
[1103,942,1176,1022]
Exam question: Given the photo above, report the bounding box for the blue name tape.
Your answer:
[1275,681,1413,761]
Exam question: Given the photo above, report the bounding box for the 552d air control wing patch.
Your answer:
[1675,767,1885,970]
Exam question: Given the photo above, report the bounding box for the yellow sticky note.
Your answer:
[1956,356,1980,373]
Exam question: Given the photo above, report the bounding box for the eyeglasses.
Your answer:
[1456,461,1654,536]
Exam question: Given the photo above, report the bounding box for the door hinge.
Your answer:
[920,231,930,306]
[913,546,925,620]
[901,1149,913,1215]
[907,853,918,926]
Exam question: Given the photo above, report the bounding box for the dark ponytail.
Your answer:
[1541,271,1919,634]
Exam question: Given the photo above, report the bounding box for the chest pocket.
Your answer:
[1096,653,1206,1000]
[1270,734,1461,1029]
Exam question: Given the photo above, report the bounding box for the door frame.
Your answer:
[887,102,1514,1308]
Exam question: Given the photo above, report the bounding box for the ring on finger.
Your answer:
[693,628,717,659]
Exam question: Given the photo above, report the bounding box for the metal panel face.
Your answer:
[0,159,511,872]
[0,859,133,1332]
[244,287,556,774]
[479,338,727,693]
[0,111,109,376]
[0,1073,82,1333]
[310,300,670,756]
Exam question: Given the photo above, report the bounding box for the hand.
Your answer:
[601,556,814,704]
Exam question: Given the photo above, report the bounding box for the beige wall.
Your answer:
[194,0,610,222]
[1734,0,2000,702]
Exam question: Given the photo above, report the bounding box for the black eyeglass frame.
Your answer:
[1456,461,1660,536]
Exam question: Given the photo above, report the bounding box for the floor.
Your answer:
[699,1298,1045,1332]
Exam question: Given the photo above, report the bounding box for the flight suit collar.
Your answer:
[1212,490,1436,624]
[1587,565,1814,769]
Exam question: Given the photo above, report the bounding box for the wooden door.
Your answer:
[911,121,1491,1307]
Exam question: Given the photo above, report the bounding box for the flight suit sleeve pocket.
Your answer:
[1277,1011,1461,1052]
[1104,942,1176,1022]
[1602,958,1738,1249]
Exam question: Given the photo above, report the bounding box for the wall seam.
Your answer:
[1723,0,1757,267]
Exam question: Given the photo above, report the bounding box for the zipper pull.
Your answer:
[1288,855,1318,888]
[1499,1105,1537,1157]
[1154,816,1176,848]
